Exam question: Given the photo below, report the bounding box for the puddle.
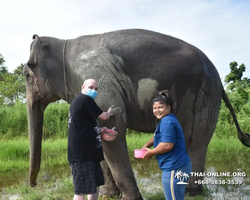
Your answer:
[1,154,250,199]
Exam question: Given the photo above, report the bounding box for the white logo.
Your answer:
[175,170,189,185]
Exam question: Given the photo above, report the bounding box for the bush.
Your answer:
[0,102,70,139]
[43,102,70,139]
[0,101,28,138]
[217,87,250,135]
[0,87,249,140]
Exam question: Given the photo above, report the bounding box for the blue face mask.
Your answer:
[86,89,98,99]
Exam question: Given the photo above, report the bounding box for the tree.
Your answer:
[0,54,26,106]
[0,54,8,80]
[224,61,249,91]
[220,62,249,124]
[13,64,26,101]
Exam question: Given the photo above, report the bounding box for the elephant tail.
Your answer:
[222,86,250,147]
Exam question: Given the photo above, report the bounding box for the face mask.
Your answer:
[86,89,98,99]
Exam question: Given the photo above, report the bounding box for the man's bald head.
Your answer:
[81,79,98,94]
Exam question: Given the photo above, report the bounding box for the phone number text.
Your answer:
[194,179,243,185]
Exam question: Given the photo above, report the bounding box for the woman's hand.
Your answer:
[143,148,154,160]
[143,142,174,160]
[142,136,154,149]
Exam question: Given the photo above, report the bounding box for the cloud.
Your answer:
[0,0,249,79]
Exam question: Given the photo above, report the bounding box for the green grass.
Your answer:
[126,130,153,151]
[1,129,249,174]
[0,138,29,172]
[1,132,250,200]
[0,176,208,200]
[206,132,250,172]
[1,175,73,200]
[0,138,68,173]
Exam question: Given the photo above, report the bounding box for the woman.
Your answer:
[142,90,192,200]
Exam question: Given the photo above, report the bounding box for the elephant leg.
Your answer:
[100,117,143,200]
[185,145,208,196]
[184,123,215,196]
[175,92,220,196]
[100,160,121,197]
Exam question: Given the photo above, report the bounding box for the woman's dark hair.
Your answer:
[152,90,172,108]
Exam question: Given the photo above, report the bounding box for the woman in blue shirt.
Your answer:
[143,90,192,200]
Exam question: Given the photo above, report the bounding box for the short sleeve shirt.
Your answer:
[68,93,103,161]
[154,114,190,171]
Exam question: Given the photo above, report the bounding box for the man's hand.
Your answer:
[99,106,122,120]
[108,105,122,116]
[99,127,108,132]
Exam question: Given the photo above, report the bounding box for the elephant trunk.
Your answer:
[27,100,44,187]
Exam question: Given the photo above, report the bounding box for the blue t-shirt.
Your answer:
[154,114,190,171]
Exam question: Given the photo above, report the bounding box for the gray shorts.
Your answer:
[69,161,104,195]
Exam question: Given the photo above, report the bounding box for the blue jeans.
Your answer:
[162,161,192,200]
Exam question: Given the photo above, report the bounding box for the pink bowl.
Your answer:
[134,149,147,159]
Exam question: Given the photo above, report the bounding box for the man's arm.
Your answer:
[98,111,111,120]
[98,105,122,120]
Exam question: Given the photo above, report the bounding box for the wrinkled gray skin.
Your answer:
[24,29,250,200]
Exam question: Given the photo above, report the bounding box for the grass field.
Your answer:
[1,131,250,200]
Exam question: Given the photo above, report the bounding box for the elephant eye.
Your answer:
[24,72,32,83]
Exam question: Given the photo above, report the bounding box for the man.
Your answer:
[68,79,122,200]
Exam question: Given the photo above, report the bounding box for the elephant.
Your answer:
[23,28,250,200]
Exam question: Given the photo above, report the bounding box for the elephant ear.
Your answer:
[27,34,44,68]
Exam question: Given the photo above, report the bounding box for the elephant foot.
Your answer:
[185,185,202,196]
[120,194,143,200]
[100,186,143,200]
[99,185,121,198]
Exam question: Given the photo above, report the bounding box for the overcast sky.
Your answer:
[1,0,250,80]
